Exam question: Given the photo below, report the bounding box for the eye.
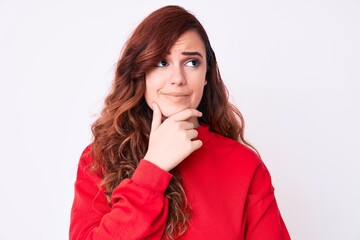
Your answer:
[185,59,200,67]
[156,60,168,67]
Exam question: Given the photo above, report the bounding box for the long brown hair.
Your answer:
[91,5,254,239]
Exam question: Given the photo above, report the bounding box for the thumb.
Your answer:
[150,102,162,131]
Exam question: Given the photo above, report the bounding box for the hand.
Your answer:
[143,103,203,172]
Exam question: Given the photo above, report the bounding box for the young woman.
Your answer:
[70,5,291,240]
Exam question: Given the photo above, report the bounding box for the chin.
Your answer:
[160,106,189,118]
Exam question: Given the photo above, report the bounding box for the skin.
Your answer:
[143,30,207,171]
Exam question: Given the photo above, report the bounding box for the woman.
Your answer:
[70,5,290,240]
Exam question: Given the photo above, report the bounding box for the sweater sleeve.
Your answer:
[69,147,172,240]
[244,161,291,240]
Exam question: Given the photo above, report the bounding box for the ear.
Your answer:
[204,80,208,86]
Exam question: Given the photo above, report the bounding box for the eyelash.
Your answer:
[185,59,200,67]
[155,59,201,68]
[156,60,168,67]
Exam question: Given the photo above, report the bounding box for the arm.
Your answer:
[69,148,172,240]
[244,162,291,240]
[70,105,201,239]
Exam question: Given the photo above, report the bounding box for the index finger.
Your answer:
[150,102,162,131]
[169,108,202,122]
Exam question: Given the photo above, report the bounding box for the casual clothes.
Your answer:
[70,124,290,239]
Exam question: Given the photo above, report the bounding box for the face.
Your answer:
[145,30,207,118]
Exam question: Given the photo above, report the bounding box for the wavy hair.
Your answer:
[91,5,255,239]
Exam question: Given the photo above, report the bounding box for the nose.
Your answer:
[170,65,186,85]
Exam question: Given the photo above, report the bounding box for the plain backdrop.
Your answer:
[0,0,359,239]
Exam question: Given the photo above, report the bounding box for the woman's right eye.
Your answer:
[156,60,168,67]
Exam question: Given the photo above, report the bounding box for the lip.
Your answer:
[161,92,190,97]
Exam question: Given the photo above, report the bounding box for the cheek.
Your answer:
[191,80,206,106]
[144,71,161,107]
[144,89,151,108]
[144,74,153,107]
[195,86,205,102]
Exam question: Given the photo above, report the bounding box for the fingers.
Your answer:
[170,108,202,122]
[186,128,199,140]
[145,105,203,172]
[178,121,197,130]
[150,102,162,131]
[191,139,203,151]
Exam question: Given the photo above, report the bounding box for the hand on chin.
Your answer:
[157,104,188,118]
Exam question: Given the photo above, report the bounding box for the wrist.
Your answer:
[132,160,173,192]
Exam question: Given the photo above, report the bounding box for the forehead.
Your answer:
[170,30,206,53]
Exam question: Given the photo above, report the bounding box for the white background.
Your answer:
[0,0,359,239]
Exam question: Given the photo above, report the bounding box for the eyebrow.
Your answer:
[181,51,203,58]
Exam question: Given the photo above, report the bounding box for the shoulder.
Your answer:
[76,144,99,179]
[208,130,262,168]
[210,132,275,193]
[192,125,264,180]
[78,144,92,165]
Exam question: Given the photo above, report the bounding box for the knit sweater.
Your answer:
[70,124,290,239]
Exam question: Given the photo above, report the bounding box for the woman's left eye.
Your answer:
[185,59,200,67]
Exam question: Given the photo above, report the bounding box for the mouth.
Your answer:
[160,92,191,103]
[161,92,190,98]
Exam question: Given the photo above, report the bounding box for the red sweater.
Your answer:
[70,125,290,239]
